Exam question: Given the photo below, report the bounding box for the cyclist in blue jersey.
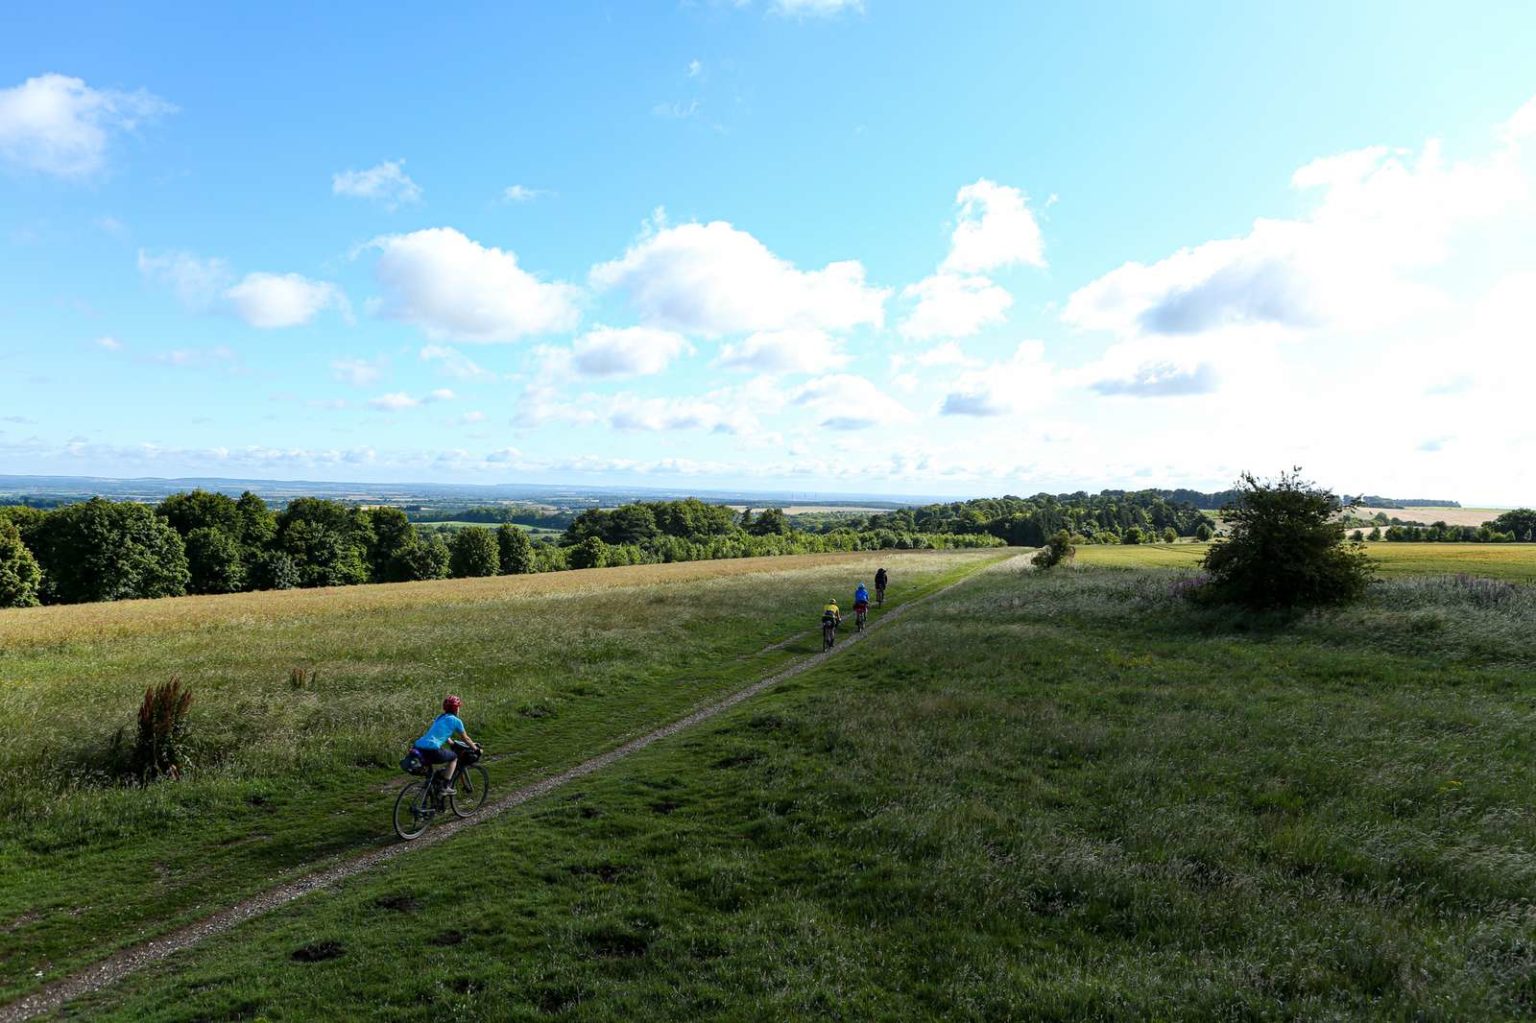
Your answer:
[412,695,480,796]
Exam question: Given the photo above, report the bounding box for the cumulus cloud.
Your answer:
[563,326,692,377]
[140,252,346,328]
[717,328,846,374]
[0,73,174,178]
[792,373,909,430]
[1064,128,1530,339]
[900,179,1044,339]
[225,272,348,328]
[900,272,1013,339]
[371,227,581,342]
[332,159,421,208]
[939,342,1052,417]
[941,179,1047,273]
[591,221,888,336]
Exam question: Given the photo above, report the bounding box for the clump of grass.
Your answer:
[133,678,193,781]
[288,666,317,690]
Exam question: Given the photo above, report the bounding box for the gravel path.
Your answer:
[2,557,1014,1021]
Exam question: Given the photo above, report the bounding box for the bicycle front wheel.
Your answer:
[450,764,490,817]
[393,779,432,840]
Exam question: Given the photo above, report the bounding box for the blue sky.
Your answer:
[3,1,1535,502]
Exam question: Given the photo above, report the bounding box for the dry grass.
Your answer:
[1356,506,1508,527]
[0,551,932,649]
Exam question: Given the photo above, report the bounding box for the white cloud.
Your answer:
[371,227,581,342]
[771,0,864,16]
[900,272,1012,339]
[137,250,231,310]
[687,60,703,78]
[652,100,700,120]
[366,388,452,412]
[717,328,846,374]
[607,394,742,433]
[591,220,888,336]
[941,179,1047,273]
[913,341,980,368]
[939,341,1053,417]
[564,326,692,377]
[0,73,174,178]
[332,159,421,208]
[419,344,489,379]
[898,179,1044,339]
[1501,95,1536,145]
[95,336,123,351]
[792,373,910,430]
[1090,361,1219,397]
[331,357,387,387]
[1064,132,1529,339]
[225,272,347,328]
[368,392,418,411]
[503,184,547,203]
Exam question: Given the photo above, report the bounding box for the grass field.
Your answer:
[0,550,1003,1001]
[1079,542,1536,581]
[65,557,1536,1020]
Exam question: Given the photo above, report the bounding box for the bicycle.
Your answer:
[854,605,867,632]
[393,741,490,840]
[822,617,838,651]
[875,585,885,607]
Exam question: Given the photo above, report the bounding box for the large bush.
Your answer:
[497,524,534,575]
[1201,470,1373,610]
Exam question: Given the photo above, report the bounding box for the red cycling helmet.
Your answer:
[443,694,463,714]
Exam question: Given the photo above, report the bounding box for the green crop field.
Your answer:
[9,546,1536,1020]
[0,550,998,1003]
[1079,541,1536,581]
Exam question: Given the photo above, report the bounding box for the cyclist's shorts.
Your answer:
[854,602,869,612]
[822,614,838,625]
[414,745,457,766]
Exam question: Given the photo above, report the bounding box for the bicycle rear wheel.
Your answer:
[393,779,432,840]
[450,764,490,817]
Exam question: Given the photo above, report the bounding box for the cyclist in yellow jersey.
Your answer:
[822,598,841,628]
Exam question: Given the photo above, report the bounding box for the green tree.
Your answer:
[497,524,535,574]
[29,498,189,604]
[1121,527,1145,545]
[184,527,246,594]
[390,535,450,581]
[362,507,419,582]
[248,550,301,590]
[1161,526,1179,543]
[234,491,277,549]
[1201,469,1373,610]
[281,520,369,588]
[749,507,792,536]
[1491,509,1536,542]
[1367,526,1381,541]
[568,536,609,570]
[156,489,242,537]
[449,527,500,577]
[1194,522,1214,541]
[0,518,42,607]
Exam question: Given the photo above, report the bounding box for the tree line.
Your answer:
[821,491,1218,546]
[0,492,1001,608]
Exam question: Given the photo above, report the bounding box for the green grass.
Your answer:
[0,550,1004,999]
[69,560,1536,1021]
[1079,541,1536,581]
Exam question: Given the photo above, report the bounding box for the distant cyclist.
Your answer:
[874,567,888,605]
[412,695,480,796]
[853,583,870,630]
